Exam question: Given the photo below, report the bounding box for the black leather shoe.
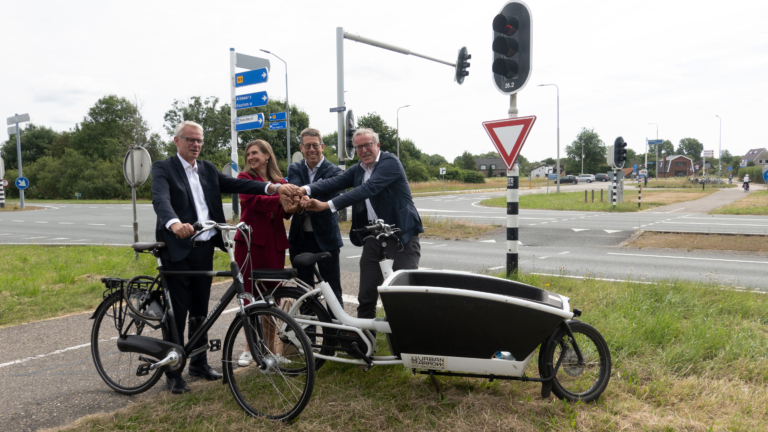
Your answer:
[166,376,191,394]
[188,364,222,381]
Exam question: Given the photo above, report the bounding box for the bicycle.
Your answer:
[267,219,611,403]
[90,221,315,421]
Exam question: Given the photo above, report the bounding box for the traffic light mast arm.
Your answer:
[344,32,457,67]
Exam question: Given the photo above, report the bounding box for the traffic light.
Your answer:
[455,47,471,84]
[344,110,356,160]
[492,1,532,95]
[613,137,628,169]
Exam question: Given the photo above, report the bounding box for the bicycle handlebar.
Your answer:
[350,219,398,235]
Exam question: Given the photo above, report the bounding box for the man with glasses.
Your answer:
[287,128,345,314]
[152,120,299,394]
[298,128,423,322]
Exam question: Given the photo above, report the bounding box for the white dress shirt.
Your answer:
[302,157,325,232]
[165,154,213,241]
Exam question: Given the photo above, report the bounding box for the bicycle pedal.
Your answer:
[136,363,151,376]
[210,339,221,352]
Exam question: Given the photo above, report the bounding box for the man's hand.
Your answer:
[302,198,330,212]
[280,194,303,213]
[170,222,195,239]
[276,183,301,199]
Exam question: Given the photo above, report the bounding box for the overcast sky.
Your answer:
[2,0,767,166]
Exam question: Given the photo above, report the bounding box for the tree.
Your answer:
[475,151,500,158]
[454,151,476,170]
[1,124,60,170]
[720,149,734,166]
[425,153,449,167]
[677,138,704,161]
[660,140,675,157]
[564,128,606,174]
[543,157,556,165]
[69,95,151,161]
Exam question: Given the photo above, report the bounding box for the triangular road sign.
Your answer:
[481,115,537,170]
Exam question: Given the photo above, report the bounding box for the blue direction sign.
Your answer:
[547,173,557,180]
[647,161,654,165]
[15,177,29,189]
[236,91,268,109]
[235,113,264,132]
[763,167,768,183]
[648,139,663,145]
[268,112,286,122]
[269,121,287,131]
[727,166,733,171]
[235,67,268,87]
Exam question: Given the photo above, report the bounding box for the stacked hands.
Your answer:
[276,184,329,213]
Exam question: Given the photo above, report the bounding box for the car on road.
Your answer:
[594,174,609,182]
[559,175,579,184]
[577,174,596,183]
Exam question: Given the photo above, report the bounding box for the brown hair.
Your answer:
[299,127,323,144]
[244,140,282,182]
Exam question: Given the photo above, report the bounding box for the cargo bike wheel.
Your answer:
[538,320,611,402]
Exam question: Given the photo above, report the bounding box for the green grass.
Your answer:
[65,273,768,431]
[0,245,232,327]
[481,190,676,212]
[710,190,768,215]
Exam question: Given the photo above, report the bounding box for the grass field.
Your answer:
[64,273,768,431]
[625,231,768,252]
[710,190,768,215]
[480,189,716,212]
[641,177,736,189]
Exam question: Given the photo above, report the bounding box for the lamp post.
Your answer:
[649,123,658,179]
[716,115,722,180]
[397,105,410,160]
[260,49,290,166]
[538,84,560,193]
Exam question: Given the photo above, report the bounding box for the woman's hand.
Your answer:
[280,194,303,213]
[302,198,330,212]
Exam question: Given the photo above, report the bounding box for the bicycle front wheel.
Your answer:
[538,321,611,403]
[91,291,168,395]
[223,307,315,422]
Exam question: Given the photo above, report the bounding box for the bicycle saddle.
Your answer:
[251,268,298,280]
[292,252,331,268]
[131,242,166,252]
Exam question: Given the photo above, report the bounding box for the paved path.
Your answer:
[644,186,756,214]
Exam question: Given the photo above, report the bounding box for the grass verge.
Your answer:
[65,273,768,431]
[409,177,543,194]
[641,177,736,189]
[709,190,768,215]
[625,231,768,252]
[3,199,153,205]
[0,245,232,327]
[0,204,45,212]
[480,189,716,212]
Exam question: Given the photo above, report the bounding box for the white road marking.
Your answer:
[34,221,48,224]
[59,222,73,224]
[539,256,549,259]
[88,223,105,226]
[607,252,768,264]
[572,228,589,232]
[120,225,132,228]
[478,239,496,243]
[12,220,24,222]
[559,251,570,254]
[50,238,69,240]
[662,221,768,227]
[0,343,92,369]
[420,242,434,244]
[347,255,362,259]
[604,230,622,233]
[22,237,46,239]
[488,266,505,270]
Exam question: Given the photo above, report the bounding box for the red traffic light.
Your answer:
[492,14,518,36]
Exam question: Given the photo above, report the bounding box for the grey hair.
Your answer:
[174,121,204,138]
[352,128,379,144]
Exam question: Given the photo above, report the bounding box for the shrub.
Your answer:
[462,170,486,184]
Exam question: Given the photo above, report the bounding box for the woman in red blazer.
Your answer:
[234,139,298,366]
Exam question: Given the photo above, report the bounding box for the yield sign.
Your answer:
[481,115,536,170]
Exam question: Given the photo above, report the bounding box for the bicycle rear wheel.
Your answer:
[91,291,168,395]
[223,307,315,422]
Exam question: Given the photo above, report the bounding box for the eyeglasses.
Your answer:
[302,143,322,150]
[354,142,376,152]
[180,136,203,145]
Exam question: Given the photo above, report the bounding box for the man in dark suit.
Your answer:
[287,128,344,313]
[299,128,423,321]
[152,121,298,394]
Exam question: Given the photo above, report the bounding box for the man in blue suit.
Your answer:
[300,128,423,321]
[152,120,298,394]
[287,128,344,313]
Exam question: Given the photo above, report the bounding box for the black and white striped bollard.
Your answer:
[507,164,519,276]
[638,176,641,208]
[612,170,618,208]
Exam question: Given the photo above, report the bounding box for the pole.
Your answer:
[506,93,519,277]
[442,174,445,192]
[396,105,410,160]
[612,169,617,209]
[15,118,24,209]
[285,59,290,169]
[638,176,641,208]
[129,148,139,260]
[716,115,722,180]
[336,27,348,221]
[645,138,648,178]
[229,49,239,220]
[581,141,583,175]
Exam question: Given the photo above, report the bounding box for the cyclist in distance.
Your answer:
[743,173,750,191]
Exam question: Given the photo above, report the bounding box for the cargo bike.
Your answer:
[266,219,612,402]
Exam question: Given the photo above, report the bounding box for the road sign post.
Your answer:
[0,156,4,208]
[482,113,536,277]
[123,146,152,260]
[8,113,30,209]
[440,167,446,192]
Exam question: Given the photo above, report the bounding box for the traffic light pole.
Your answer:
[612,169,618,208]
[507,93,519,277]
[336,27,348,221]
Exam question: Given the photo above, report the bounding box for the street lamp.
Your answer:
[716,115,722,180]
[648,123,658,179]
[260,49,290,166]
[397,105,410,160]
[538,84,560,193]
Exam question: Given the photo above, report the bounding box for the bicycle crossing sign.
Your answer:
[481,116,537,170]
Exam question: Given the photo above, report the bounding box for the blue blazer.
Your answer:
[287,159,344,252]
[308,151,423,247]
[152,156,269,262]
